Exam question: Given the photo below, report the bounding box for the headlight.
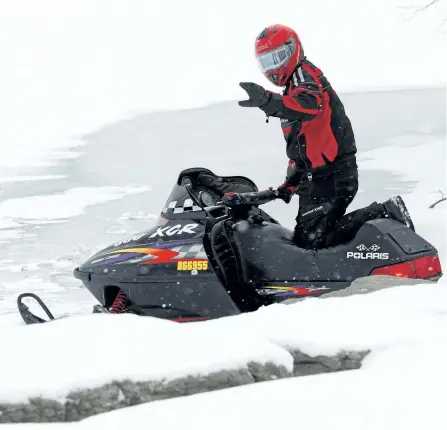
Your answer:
[200,191,215,207]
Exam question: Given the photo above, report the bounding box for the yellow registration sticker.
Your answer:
[177,260,208,271]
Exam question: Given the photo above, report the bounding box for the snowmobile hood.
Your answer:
[77,220,208,277]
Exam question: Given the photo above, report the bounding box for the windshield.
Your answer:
[162,184,204,217]
[159,169,257,220]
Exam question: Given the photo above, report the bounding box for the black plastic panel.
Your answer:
[389,229,435,255]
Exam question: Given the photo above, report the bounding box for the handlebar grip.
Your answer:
[240,189,278,206]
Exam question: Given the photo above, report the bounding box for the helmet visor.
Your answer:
[256,40,295,74]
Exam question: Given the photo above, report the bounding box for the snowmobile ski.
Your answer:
[17,293,55,325]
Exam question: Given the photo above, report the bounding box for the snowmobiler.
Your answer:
[236,24,414,250]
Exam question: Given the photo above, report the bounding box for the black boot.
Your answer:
[383,196,415,231]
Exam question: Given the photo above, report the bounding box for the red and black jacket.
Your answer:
[259,58,357,187]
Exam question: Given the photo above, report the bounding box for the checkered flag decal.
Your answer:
[356,244,380,252]
[162,199,202,214]
[171,242,207,259]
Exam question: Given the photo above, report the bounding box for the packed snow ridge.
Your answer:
[0,278,446,426]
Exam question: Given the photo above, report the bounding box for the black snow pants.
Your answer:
[293,161,388,250]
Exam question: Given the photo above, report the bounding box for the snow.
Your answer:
[0,147,444,425]
[0,280,446,430]
[79,336,447,430]
[0,95,444,429]
[0,0,445,426]
[0,312,293,403]
[357,137,447,264]
[0,276,96,328]
[218,282,447,357]
[0,229,24,241]
[0,0,444,176]
[0,186,149,223]
[0,185,149,240]
[0,175,65,184]
[0,143,87,170]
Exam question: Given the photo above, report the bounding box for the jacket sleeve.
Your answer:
[278,160,302,190]
[260,68,323,122]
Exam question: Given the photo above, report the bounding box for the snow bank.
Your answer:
[0,312,293,404]
[81,335,447,430]
[213,280,447,357]
[0,278,445,424]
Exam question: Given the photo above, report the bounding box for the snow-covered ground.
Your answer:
[0,280,446,429]
[0,312,292,403]
[0,0,445,427]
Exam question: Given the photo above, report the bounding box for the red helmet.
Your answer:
[255,24,304,87]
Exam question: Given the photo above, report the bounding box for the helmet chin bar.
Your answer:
[268,74,278,85]
[267,70,288,87]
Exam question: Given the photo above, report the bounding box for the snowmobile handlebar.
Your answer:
[219,189,278,207]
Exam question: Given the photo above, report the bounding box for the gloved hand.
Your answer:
[275,185,296,204]
[238,82,271,108]
[222,190,279,207]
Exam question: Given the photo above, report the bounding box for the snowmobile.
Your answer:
[18,167,443,325]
